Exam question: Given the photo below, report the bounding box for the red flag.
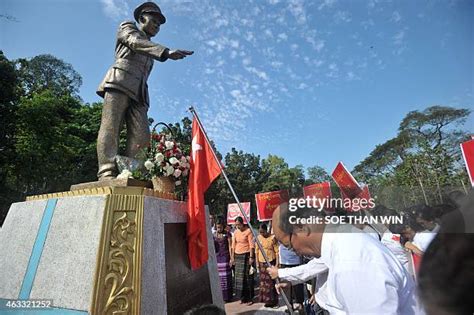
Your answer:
[187,118,222,270]
[460,139,474,187]
[255,190,289,221]
[303,182,333,211]
[331,162,362,199]
[303,182,332,199]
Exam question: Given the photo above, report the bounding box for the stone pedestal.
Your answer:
[0,187,223,314]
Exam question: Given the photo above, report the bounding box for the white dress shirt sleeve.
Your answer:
[333,263,400,314]
[278,258,328,284]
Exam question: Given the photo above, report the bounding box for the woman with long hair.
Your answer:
[213,217,233,302]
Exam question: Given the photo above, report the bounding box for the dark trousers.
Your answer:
[279,264,305,304]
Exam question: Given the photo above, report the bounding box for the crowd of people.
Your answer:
[208,190,473,315]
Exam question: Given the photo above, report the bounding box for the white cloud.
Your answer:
[393,30,405,45]
[361,19,375,30]
[271,61,284,68]
[391,11,402,23]
[327,63,339,78]
[318,0,337,11]
[278,33,288,41]
[334,11,352,23]
[215,18,229,28]
[100,0,129,20]
[288,0,307,24]
[245,66,269,81]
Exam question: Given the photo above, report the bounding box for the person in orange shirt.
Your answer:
[231,216,255,304]
[255,223,279,307]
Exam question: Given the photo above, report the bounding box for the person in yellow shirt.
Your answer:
[256,223,279,307]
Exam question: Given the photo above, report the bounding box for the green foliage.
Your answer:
[13,91,99,195]
[354,105,471,208]
[306,165,332,185]
[15,54,82,98]
[0,53,99,225]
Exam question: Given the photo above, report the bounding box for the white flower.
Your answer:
[155,153,164,163]
[165,141,174,150]
[175,180,181,186]
[180,156,187,163]
[166,165,175,176]
[173,168,182,178]
[169,157,179,165]
[117,170,133,179]
[182,169,188,177]
[144,160,154,170]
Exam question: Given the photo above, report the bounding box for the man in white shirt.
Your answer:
[271,203,424,314]
[413,205,440,253]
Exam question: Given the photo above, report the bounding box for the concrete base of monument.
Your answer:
[0,186,223,314]
[70,178,152,191]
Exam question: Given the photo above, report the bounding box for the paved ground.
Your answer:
[224,299,287,315]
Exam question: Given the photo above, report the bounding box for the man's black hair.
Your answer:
[259,223,268,230]
[235,216,244,224]
[418,233,474,315]
[215,217,225,226]
[415,204,437,222]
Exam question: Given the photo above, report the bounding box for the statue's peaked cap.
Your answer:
[134,2,166,24]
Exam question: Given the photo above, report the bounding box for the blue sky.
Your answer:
[1,0,473,174]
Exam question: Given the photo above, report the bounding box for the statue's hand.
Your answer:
[167,49,194,60]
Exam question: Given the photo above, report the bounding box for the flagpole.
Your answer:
[189,106,295,314]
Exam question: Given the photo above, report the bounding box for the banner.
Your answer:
[303,182,333,211]
[461,139,474,187]
[227,202,251,225]
[303,182,332,199]
[331,162,362,199]
[255,190,289,221]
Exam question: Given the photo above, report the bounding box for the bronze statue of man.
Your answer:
[96,1,193,180]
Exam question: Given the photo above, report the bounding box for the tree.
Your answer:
[15,54,82,98]
[261,155,305,197]
[306,165,332,184]
[0,51,22,225]
[205,148,263,220]
[12,91,99,195]
[354,105,471,208]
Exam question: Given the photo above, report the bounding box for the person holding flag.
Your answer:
[187,107,295,314]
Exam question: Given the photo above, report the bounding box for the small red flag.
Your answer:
[460,139,474,187]
[187,118,222,270]
[331,162,362,199]
[255,190,289,221]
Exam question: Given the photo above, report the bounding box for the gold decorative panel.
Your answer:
[91,192,144,315]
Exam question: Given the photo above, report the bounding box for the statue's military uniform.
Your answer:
[97,21,168,108]
[96,2,168,179]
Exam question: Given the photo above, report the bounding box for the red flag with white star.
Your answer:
[187,117,222,270]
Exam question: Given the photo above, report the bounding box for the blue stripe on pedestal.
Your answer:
[18,198,57,300]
